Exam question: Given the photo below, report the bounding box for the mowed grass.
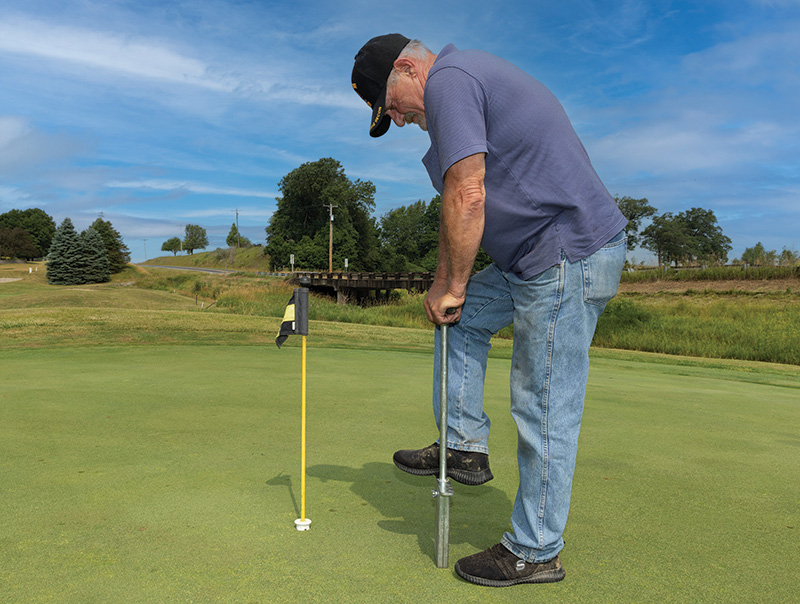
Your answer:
[1,265,799,602]
[1,345,798,603]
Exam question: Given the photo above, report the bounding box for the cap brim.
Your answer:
[369,86,391,138]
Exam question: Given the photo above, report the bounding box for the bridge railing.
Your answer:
[290,271,435,290]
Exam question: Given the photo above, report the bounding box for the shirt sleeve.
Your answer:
[425,66,489,178]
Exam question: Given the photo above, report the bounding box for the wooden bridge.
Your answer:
[289,271,435,304]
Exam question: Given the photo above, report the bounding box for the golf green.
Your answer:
[1,345,797,603]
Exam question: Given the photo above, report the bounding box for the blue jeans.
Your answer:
[432,231,626,562]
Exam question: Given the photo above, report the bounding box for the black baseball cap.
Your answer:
[352,33,410,138]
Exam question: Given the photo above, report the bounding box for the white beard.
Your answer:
[405,112,427,131]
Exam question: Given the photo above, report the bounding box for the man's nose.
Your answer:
[387,110,405,127]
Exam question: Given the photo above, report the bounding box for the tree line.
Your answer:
[261,159,751,272]
[161,222,252,256]
[262,158,493,272]
[0,208,131,284]
[152,157,795,272]
[616,196,797,267]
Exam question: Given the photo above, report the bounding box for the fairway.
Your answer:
[1,344,797,603]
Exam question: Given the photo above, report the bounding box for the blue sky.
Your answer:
[1,0,798,264]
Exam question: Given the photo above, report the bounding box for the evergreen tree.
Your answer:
[46,218,84,285]
[79,228,111,283]
[90,217,130,273]
[226,223,252,248]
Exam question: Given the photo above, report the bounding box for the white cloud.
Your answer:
[106,179,278,199]
[180,206,275,219]
[592,116,784,175]
[564,0,663,55]
[0,15,359,110]
[0,185,32,208]
[681,29,800,89]
[0,17,232,91]
[0,115,85,174]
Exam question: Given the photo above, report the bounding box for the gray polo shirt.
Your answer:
[422,44,627,279]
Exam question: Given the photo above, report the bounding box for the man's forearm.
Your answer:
[440,154,486,298]
[441,194,483,297]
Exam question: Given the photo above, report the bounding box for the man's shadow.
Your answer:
[304,462,513,563]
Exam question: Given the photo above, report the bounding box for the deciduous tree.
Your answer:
[615,196,657,251]
[0,227,39,259]
[161,237,182,256]
[183,224,208,255]
[678,207,731,265]
[265,158,378,270]
[0,208,56,257]
[641,213,690,267]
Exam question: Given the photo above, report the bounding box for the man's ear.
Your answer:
[393,56,415,75]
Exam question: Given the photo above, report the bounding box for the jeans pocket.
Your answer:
[582,232,627,306]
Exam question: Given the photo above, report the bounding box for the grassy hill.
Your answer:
[3,260,800,365]
[142,246,273,272]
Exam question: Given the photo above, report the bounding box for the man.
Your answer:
[352,34,627,587]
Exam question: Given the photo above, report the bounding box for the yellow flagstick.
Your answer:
[295,334,311,531]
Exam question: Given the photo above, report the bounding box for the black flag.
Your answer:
[276,288,309,348]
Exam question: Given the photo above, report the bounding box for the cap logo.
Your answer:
[371,106,382,128]
[352,83,372,107]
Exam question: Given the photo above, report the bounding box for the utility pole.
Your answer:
[230,208,240,264]
[231,208,241,249]
[323,203,337,273]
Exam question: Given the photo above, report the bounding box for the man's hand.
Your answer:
[424,276,463,325]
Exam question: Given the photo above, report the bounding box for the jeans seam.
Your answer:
[538,254,566,547]
[455,328,468,446]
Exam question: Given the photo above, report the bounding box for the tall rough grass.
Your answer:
[130,269,799,365]
[594,295,800,365]
[622,265,798,283]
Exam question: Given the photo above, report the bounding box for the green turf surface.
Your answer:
[1,345,798,603]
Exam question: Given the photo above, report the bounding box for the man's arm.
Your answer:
[424,152,486,324]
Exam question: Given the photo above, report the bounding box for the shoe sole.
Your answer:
[454,562,565,587]
[392,459,493,486]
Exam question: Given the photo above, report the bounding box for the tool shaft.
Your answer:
[434,323,451,568]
